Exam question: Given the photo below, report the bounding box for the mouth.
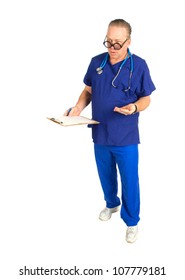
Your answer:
[110,51,117,55]
[109,51,117,54]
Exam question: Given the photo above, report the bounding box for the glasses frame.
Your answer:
[103,38,128,50]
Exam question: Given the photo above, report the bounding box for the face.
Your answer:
[106,25,131,63]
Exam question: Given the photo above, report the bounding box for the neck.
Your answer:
[109,50,128,65]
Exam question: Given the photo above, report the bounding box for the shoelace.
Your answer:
[127,227,137,233]
[104,208,110,214]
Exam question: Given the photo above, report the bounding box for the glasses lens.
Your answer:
[103,41,112,48]
[113,43,122,50]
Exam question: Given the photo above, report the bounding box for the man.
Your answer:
[65,19,156,243]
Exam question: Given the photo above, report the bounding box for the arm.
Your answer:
[64,85,92,116]
[114,96,151,115]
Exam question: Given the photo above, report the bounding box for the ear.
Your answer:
[127,38,131,47]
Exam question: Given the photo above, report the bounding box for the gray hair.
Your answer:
[109,19,132,38]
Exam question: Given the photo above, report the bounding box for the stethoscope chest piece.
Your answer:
[96,67,103,74]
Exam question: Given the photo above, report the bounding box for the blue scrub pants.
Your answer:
[94,144,140,226]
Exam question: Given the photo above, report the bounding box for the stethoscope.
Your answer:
[96,48,134,92]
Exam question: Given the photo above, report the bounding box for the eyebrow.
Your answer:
[107,38,124,43]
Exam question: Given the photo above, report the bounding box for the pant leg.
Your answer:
[94,144,120,208]
[112,145,140,226]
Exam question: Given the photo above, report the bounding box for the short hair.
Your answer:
[109,19,132,38]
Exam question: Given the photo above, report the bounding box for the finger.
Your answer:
[64,109,71,116]
[114,107,121,112]
[120,109,130,114]
[64,107,74,116]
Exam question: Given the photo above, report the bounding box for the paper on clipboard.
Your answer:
[47,116,100,126]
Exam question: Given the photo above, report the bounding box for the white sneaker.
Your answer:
[99,206,119,221]
[126,226,138,243]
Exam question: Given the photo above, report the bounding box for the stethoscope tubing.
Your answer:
[96,48,134,91]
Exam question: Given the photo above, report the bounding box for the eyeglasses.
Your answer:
[103,39,128,50]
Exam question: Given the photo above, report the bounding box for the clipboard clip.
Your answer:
[49,118,63,124]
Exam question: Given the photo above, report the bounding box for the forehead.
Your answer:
[107,26,127,40]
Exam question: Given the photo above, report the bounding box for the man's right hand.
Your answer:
[64,106,81,116]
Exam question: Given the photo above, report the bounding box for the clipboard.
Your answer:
[47,116,100,126]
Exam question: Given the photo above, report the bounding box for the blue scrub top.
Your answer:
[83,52,156,146]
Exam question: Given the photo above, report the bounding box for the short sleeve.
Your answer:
[134,59,156,97]
[83,59,93,87]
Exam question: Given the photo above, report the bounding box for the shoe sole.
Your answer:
[126,236,138,243]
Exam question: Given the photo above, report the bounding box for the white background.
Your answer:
[0,0,184,279]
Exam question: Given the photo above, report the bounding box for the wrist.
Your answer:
[75,105,82,112]
[132,104,138,114]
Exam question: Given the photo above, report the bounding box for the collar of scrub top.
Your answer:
[96,48,134,92]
